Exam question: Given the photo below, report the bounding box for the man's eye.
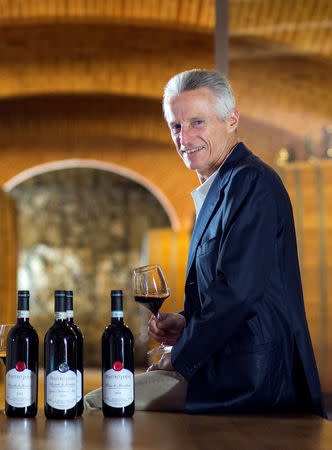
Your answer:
[192,120,203,126]
[171,124,181,133]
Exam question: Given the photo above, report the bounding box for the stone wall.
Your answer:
[10,167,171,367]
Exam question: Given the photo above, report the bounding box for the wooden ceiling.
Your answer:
[0,0,329,58]
[229,0,331,60]
[0,0,331,148]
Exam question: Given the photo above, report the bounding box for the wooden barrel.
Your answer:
[0,190,17,324]
[278,159,332,391]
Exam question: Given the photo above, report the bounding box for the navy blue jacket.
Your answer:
[171,142,326,417]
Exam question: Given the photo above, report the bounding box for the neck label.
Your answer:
[111,311,123,319]
[17,311,29,319]
[55,312,67,320]
[67,310,74,318]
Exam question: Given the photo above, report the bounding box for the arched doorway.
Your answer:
[8,161,176,367]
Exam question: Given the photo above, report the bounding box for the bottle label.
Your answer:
[67,310,74,319]
[111,311,123,319]
[17,311,30,319]
[46,369,76,410]
[6,366,36,407]
[77,370,82,402]
[54,312,67,320]
[103,365,134,407]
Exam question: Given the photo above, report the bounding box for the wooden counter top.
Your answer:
[0,410,331,450]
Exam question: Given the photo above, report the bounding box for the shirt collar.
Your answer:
[191,169,219,219]
[190,145,237,219]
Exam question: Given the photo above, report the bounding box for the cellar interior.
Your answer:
[0,0,331,406]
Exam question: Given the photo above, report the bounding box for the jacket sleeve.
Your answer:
[171,167,280,379]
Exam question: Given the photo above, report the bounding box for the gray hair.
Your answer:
[162,69,235,123]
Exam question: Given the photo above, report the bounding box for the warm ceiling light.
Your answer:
[279,148,289,161]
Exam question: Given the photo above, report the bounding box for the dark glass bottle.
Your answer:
[65,290,84,416]
[44,290,77,419]
[5,290,39,418]
[102,290,135,417]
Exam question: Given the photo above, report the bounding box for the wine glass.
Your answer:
[133,264,170,355]
[0,324,15,412]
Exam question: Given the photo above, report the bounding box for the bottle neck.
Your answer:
[111,310,124,324]
[54,311,67,322]
[17,310,30,323]
[67,310,74,324]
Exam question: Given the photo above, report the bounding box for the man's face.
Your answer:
[166,87,237,181]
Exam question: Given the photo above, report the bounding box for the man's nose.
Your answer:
[180,126,191,147]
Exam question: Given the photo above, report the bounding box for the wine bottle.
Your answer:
[5,290,39,418]
[44,290,77,419]
[102,290,135,417]
[65,290,84,416]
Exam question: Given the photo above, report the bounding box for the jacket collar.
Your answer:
[186,142,251,278]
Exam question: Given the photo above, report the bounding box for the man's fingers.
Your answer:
[148,317,166,337]
[148,329,165,343]
[148,317,160,334]
[156,312,168,322]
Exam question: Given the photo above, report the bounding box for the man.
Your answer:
[147,69,325,416]
[84,69,325,416]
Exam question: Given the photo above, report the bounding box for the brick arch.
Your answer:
[3,158,180,231]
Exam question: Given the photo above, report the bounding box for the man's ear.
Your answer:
[226,109,239,132]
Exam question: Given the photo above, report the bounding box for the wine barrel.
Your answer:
[0,190,17,324]
[278,159,332,391]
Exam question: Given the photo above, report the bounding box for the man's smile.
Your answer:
[182,146,204,154]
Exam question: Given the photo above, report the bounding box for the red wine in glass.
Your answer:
[133,264,169,317]
[133,265,170,355]
[134,294,170,317]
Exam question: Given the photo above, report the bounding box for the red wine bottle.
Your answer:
[44,290,77,419]
[5,290,39,418]
[65,290,84,416]
[102,290,135,417]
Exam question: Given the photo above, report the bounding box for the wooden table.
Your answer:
[0,410,331,450]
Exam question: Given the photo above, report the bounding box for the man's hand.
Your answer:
[148,312,185,345]
[147,352,173,372]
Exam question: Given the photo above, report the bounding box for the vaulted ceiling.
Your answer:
[0,0,331,158]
